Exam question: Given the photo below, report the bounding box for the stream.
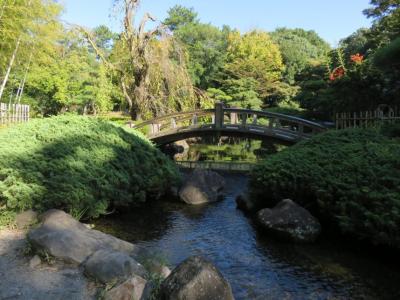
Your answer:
[95,173,400,300]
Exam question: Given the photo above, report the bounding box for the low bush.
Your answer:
[0,116,180,222]
[250,128,400,248]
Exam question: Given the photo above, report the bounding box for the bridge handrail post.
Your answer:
[215,102,224,129]
[298,124,304,137]
[241,113,247,127]
[192,114,198,126]
[252,114,258,125]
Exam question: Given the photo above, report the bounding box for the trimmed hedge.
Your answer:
[250,128,400,248]
[0,116,180,221]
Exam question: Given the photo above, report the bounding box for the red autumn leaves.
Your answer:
[329,53,364,81]
[329,66,345,81]
[350,53,364,64]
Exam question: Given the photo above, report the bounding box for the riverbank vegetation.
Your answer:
[250,127,400,248]
[0,116,179,227]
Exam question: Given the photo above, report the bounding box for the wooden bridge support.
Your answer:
[214,102,224,129]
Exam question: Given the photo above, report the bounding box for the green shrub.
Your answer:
[250,128,400,248]
[0,116,180,219]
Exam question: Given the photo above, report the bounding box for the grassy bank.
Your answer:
[0,116,179,227]
[250,127,400,248]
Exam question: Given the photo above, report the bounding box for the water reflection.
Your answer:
[173,137,289,162]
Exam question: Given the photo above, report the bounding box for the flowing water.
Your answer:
[95,174,400,300]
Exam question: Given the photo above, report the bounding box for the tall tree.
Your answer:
[225,30,283,84]
[339,28,372,58]
[164,5,199,31]
[82,0,198,120]
[364,0,400,46]
[223,30,284,105]
[271,28,330,84]
[164,6,229,89]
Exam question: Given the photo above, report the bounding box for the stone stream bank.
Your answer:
[23,209,234,300]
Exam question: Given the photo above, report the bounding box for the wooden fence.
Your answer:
[0,103,30,125]
[336,105,399,129]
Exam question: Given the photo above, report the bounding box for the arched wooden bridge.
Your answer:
[133,103,326,145]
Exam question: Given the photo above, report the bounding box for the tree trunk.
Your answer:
[0,37,21,101]
[17,52,33,103]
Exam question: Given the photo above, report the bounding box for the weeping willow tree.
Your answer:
[82,0,206,120]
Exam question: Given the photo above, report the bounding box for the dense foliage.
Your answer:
[1,0,399,121]
[271,28,330,84]
[250,128,400,248]
[0,116,180,222]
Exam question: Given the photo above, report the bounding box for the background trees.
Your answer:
[0,0,398,121]
[271,28,330,84]
[165,5,229,90]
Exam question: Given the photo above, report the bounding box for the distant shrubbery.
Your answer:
[250,128,400,248]
[0,116,179,225]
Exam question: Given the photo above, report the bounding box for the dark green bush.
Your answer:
[0,116,180,220]
[250,128,400,248]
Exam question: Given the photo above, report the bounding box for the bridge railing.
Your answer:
[221,108,325,138]
[133,109,215,134]
[133,103,326,143]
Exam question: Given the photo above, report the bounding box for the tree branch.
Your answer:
[138,13,157,37]
[76,25,116,71]
[121,80,133,108]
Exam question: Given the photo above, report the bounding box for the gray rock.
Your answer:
[160,256,234,300]
[257,199,321,243]
[29,255,41,268]
[160,265,172,279]
[84,249,146,284]
[179,169,225,205]
[0,229,96,300]
[15,210,38,229]
[144,260,171,279]
[28,209,137,264]
[104,274,147,300]
[235,192,260,212]
[173,140,190,160]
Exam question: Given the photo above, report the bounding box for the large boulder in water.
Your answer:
[235,192,263,212]
[179,169,225,205]
[160,256,234,300]
[257,199,321,243]
[28,209,138,264]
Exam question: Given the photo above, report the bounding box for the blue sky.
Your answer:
[61,0,372,46]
